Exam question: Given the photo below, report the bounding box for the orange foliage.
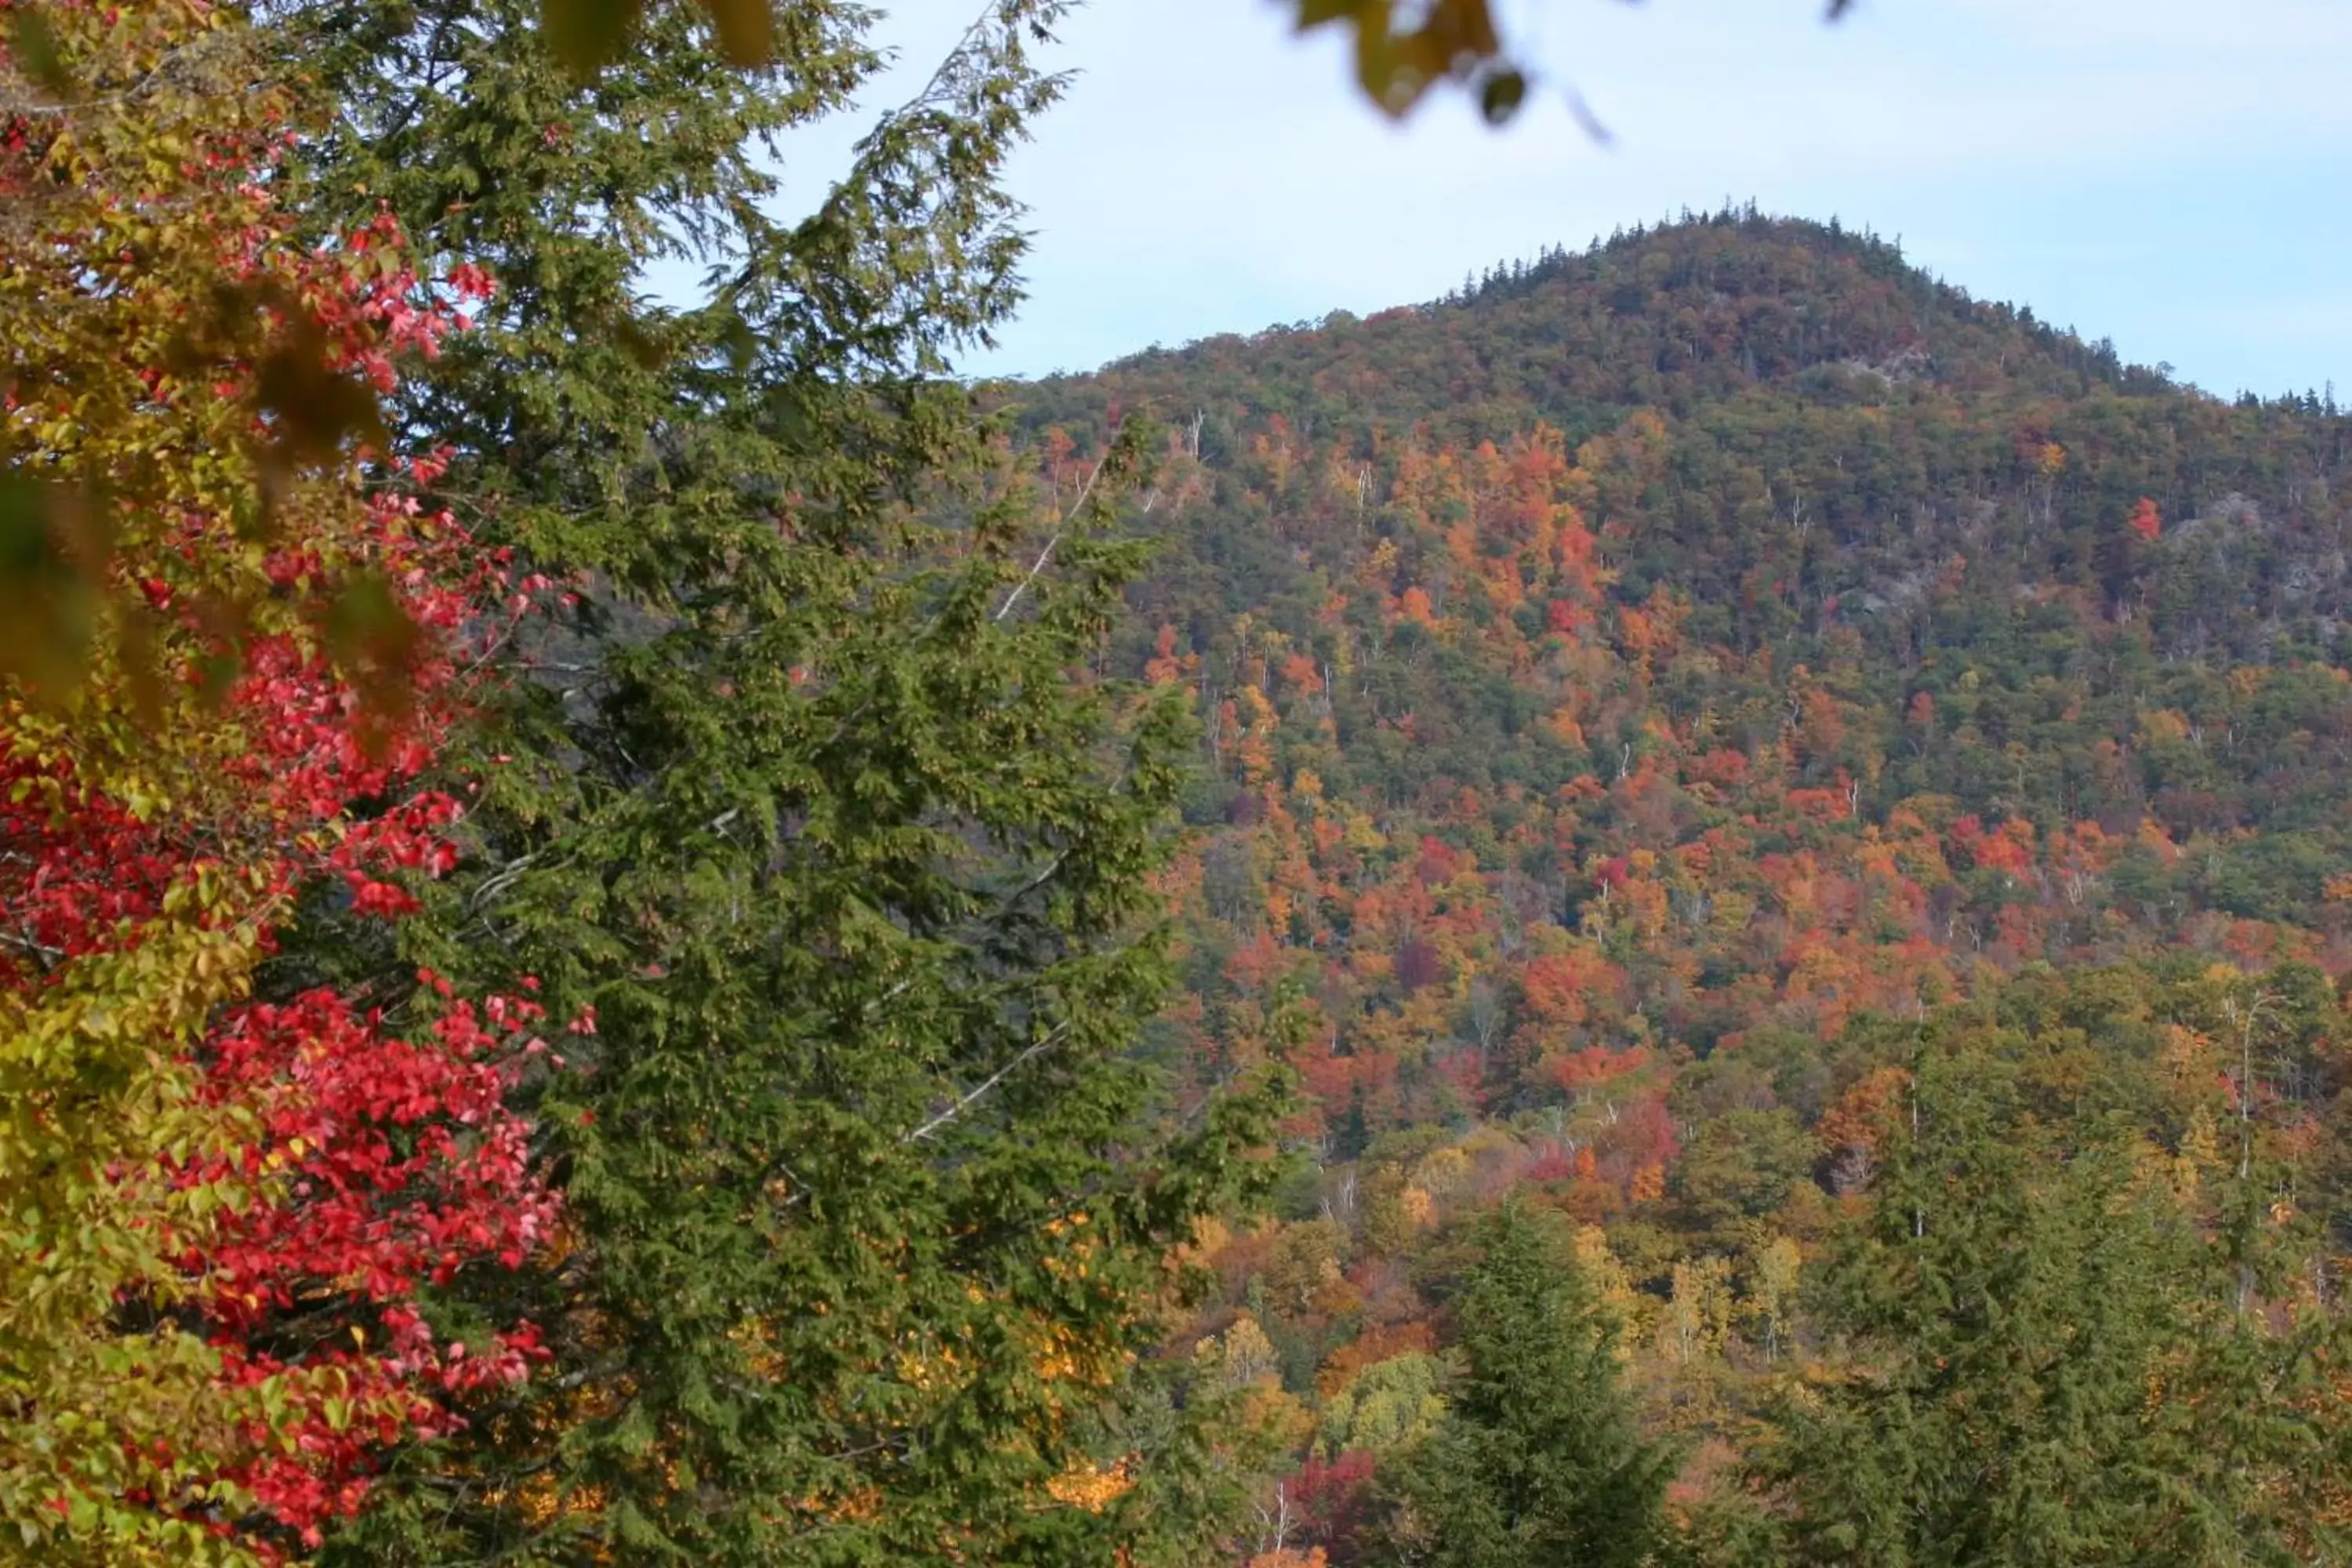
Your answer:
[1145,622,1185,684]
[1817,1066,1911,1160]
[1249,1550,1328,1568]
[1628,1163,1667,1203]
[1521,947,1624,1027]
[1314,1322,1438,1397]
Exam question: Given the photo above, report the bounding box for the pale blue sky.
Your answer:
[762,1,2352,398]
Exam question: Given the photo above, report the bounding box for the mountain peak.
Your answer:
[1040,209,2184,441]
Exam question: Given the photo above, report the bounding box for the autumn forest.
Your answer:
[5,2,2351,1565]
[1024,211,2352,1564]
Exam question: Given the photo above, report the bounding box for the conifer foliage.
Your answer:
[1758,1035,2352,1567]
[268,2,1290,1563]
[1368,1203,1670,1568]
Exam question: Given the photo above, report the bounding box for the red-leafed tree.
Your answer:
[3,510,561,1564]
[2,3,554,1559]
[0,477,560,1561]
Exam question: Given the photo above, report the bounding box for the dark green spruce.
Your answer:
[267,2,1288,1563]
[1370,1203,1672,1568]
[1748,1027,2350,1568]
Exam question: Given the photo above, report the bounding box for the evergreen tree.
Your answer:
[1371,1203,1671,1568]
[1753,1040,2350,1567]
[1334,1089,1374,1162]
[263,2,1289,1563]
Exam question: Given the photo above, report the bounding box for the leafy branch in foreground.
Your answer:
[1287,0,1856,125]
[2,6,559,1560]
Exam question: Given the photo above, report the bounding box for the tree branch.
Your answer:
[993,456,1107,622]
[906,1022,1069,1143]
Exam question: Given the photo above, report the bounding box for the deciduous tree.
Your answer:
[2,2,553,1558]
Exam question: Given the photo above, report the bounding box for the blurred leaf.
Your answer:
[254,331,387,466]
[717,307,758,375]
[1290,0,1864,125]
[230,488,274,546]
[702,0,772,67]
[1563,85,1614,146]
[114,610,163,731]
[1293,0,1372,26]
[1479,67,1526,125]
[614,316,673,373]
[322,572,424,752]
[1425,0,1500,59]
[0,477,101,703]
[323,572,422,670]
[1296,0,1504,118]
[185,591,256,713]
[194,649,241,712]
[540,0,641,76]
[539,0,779,77]
[6,8,73,97]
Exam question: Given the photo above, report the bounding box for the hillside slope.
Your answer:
[1011,213,2352,1039]
[999,212,2352,1554]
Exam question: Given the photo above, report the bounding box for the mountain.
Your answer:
[1012,209,2352,1051]
[993,211,2352,1553]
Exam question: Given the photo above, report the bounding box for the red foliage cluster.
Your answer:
[180,953,557,1535]
[1290,1450,1379,1549]
[0,241,556,1548]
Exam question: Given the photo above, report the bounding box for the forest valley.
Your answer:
[4,2,2350,1564]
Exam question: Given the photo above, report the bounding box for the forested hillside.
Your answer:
[1003,212,2352,1562]
[10,1,2352,1551]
